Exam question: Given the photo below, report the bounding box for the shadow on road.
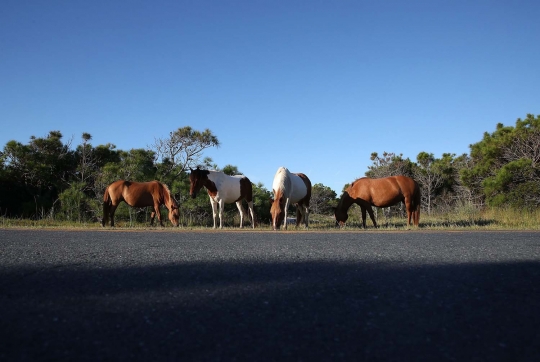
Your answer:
[1,258,539,361]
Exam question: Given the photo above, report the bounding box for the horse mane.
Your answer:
[159,181,177,206]
[273,167,290,193]
[161,181,171,195]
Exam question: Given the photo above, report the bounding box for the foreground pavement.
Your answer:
[1,229,539,361]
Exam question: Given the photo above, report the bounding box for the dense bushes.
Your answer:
[1,115,539,225]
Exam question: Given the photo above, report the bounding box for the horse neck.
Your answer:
[274,189,286,209]
[273,170,291,197]
[338,192,355,213]
[160,186,173,208]
[163,190,170,206]
[203,171,220,192]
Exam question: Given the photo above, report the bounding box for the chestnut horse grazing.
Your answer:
[102,180,179,227]
[270,167,312,230]
[189,167,255,229]
[334,176,420,229]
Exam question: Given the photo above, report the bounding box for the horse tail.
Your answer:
[102,186,111,227]
[242,177,256,226]
[413,181,421,226]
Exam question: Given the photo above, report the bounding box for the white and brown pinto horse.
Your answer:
[334,175,421,229]
[189,167,255,229]
[102,180,180,227]
[270,167,312,230]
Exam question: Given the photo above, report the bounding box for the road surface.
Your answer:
[1,229,539,361]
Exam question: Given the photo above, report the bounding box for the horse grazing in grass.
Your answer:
[334,175,420,229]
[189,167,255,229]
[270,167,312,230]
[102,180,179,227]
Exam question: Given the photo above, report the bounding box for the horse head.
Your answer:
[189,167,209,198]
[270,192,286,230]
[334,198,349,227]
[168,199,180,227]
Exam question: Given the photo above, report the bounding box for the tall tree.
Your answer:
[252,182,272,224]
[462,114,540,208]
[222,164,241,176]
[59,133,101,221]
[366,151,414,178]
[450,154,480,207]
[414,152,445,216]
[151,126,220,185]
[74,133,98,185]
[1,131,74,217]
[310,183,337,215]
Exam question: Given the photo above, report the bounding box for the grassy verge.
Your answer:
[1,207,538,231]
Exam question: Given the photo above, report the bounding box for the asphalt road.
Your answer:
[1,229,539,361]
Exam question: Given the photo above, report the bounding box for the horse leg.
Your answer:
[218,199,225,229]
[404,199,412,229]
[150,209,156,226]
[303,205,310,228]
[247,201,255,228]
[360,206,367,228]
[283,198,290,230]
[154,203,164,227]
[236,201,247,229]
[102,202,109,227]
[366,206,378,228]
[295,204,309,229]
[295,207,302,229]
[109,204,119,227]
[209,198,219,229]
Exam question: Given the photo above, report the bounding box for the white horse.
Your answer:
[270,167,312,230]
[189,167,255,229]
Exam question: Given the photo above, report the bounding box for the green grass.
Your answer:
[324,206,540,231]
[1,207,539,231]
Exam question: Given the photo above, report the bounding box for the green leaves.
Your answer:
[152,126,220,185]
[467,114,540,208]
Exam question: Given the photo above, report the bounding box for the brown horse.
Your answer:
[334,176,420,229]
[102,180,179,227]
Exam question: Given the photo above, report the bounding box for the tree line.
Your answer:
[1,114,538,225]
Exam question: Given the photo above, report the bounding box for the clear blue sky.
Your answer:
[1,0,539,193]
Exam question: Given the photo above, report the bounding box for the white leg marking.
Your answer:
[218,199,225,229]
[284,198,290,230]
[210,197,218,229]
[236,201,246,229]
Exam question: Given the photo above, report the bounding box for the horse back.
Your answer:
[207,172,248,203]
[349,176,415,207]
[123,181,162,207]
[290,173,311,204]
[393,176,419,196]
[272,167,291,196]
[105,180,128,203]
[238,176,253,202]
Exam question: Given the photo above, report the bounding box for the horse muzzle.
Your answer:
[336,220,345,228]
